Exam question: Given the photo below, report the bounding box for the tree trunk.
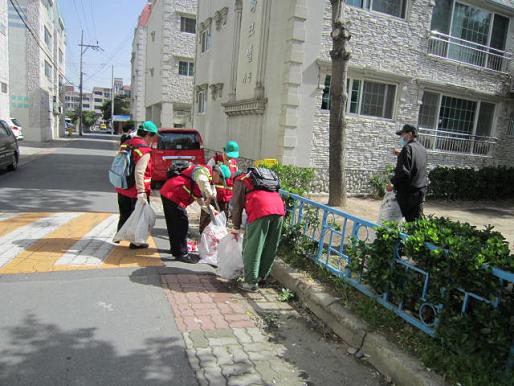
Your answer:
[328,0,351,207]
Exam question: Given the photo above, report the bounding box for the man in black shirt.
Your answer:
[389,124,428,222]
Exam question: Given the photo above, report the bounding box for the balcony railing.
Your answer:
[417,127,497,156]
[428,31,512,73]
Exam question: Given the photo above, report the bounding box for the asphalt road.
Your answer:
[0,136,199,385]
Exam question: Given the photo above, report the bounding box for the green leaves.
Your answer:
[270,164,315,197]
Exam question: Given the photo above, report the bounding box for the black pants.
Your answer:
[199,200,228,234]
[161,196,189,258]
[396,189,425,222]
[117,193,137,231]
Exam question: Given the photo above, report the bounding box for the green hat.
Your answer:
[224,140,239,159]
[140,120,159,135]
[219,164,231,179]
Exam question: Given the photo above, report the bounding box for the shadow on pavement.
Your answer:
[0,314,193,386]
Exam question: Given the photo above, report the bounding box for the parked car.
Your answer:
[99,123,107,130]
[151,128,205,186]
[3,118,23,141]
[0,119,19,171]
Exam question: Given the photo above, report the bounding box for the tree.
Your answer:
[328,0,351,207]
[101,95,130,121]
[81,111,97,128]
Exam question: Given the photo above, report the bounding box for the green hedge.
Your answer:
[428,166,514,200]
[347,217,514,386]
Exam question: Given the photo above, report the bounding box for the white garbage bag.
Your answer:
[198,212,228,266]
[217,234,244,280]
[113,200,156,245]
[377,191,403,224]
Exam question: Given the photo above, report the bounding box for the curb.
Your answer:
[271,258,445,386]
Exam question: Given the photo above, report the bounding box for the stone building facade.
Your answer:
[0,0,10,120]
[144,0,197,128]
[8,0,66,141]
[131,3,151,126]
[194,0,514,194]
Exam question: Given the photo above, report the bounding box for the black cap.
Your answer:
[396,124,417,136]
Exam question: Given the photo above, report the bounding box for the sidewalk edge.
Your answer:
[271,258,445,386]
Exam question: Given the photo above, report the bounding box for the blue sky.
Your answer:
[60,0,148,92]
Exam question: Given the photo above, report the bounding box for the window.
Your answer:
[430,1,510,71]
[321,76,396,119]
[44,27,51,48]
[200,29,211,53]
[94,91,102,95]
[178,61,194,76]
[197,90,206,113]
[0,121,10,137]
[59,49,63,64]
[417,91,496,154]
[180,16,196,34]
[157,132,200,150]
[151,31,155,42]
[1,82,7,93]
[44,61,52,79]
[82,104,90,108]
[94,98,103,103]
[346,0,407,18]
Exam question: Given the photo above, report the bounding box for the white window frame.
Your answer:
[197,90,207,114]
[417,90,497,139]
[347,78,397,120]
[180,16,196,34]
[44,60,52,80]
[200,29,211,53]
[178,61,194,76]
[44,26,52,48]
[346,0,408,19]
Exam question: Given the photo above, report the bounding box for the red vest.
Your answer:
[116,137,152,198]
[212,153,238,203]
[241,175,285,224]
[160,164,202,208]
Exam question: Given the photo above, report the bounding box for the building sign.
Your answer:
[112,115,131,122]
[236,0,263,99]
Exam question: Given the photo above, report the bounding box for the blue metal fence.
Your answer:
[280,191,514,369]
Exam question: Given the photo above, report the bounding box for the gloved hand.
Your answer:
[137,192,147,204]
[230,228,240,241]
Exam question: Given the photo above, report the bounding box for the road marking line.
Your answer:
[0,213,18,223]
[102,237,162,268]
[0,212,81,269]
[0,212,110,274]
[55,214,118,266]
[0,212,53,238]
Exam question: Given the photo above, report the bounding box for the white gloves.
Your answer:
[137,192,147,204]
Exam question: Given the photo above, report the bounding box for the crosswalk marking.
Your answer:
[55,214,118,266]
[0,212,163,274]
[0,212,82,269]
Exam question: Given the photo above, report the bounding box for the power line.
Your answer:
[9,0,77,87]
[89,0,99,43]
[79,0,95,43]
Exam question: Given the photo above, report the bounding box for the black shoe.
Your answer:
[129,243,149,249]
[176,254,197,264]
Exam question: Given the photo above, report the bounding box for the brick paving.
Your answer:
[161,273,307,386]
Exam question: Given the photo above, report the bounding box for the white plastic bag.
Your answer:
[198,212,228,266]
[113,200,156,245]
[377,191,403,224]
[217,234,244,280]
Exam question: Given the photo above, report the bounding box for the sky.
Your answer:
[59,0,148,92]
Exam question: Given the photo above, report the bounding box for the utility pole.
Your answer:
[78,30,102,136]
[111,65,114,135]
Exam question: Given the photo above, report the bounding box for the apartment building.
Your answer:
[193,0,514,193]
[92,87,112,115]
[64,86,80,112]
[0,0,10,120]
[8,0,67,141]
[144,0,197,128]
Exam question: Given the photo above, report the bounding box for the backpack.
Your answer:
[109,143,149,189]
[247,167,280,192]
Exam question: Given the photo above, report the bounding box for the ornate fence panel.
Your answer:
[280,191,514,369]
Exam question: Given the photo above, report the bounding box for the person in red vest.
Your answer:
[115,121,159,249]
[199,164,232,233]
[230,169,285,292]
[160,161,218,263]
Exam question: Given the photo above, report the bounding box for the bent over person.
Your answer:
[390,124,428,222]
[115,121,159,248]
[160,162,217,263]
[230,169,285,292]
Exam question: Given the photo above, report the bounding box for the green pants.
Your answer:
[243,215,284,285]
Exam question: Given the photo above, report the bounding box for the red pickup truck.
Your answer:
[151,128,206,186]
